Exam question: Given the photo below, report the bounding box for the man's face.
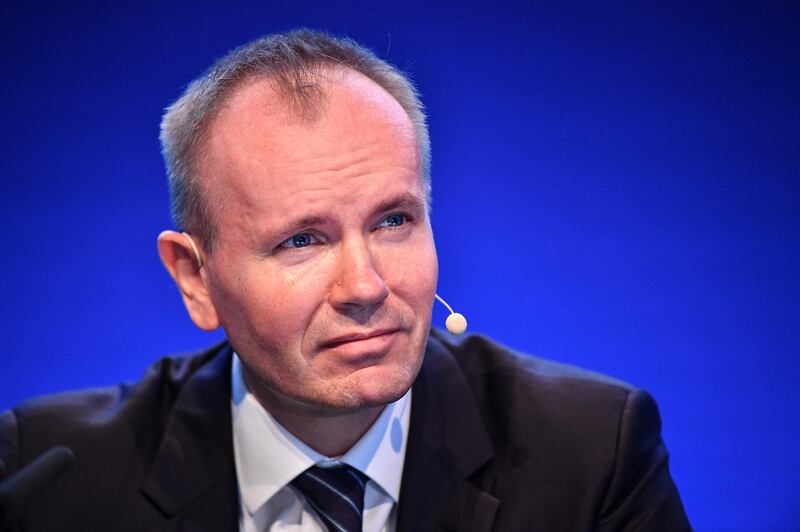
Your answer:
[199,70,437,416]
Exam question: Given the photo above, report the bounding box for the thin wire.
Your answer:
[435,294,454,314]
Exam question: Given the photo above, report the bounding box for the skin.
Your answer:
[158,68,438,456]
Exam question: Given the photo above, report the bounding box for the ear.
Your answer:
[157,230,220,331]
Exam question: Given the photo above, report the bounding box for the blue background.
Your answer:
[1,2,797,529]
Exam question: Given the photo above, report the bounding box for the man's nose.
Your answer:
[329,237,389,311]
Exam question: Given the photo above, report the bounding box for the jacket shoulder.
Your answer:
[429,331,689,530]
[0,341,228,477]
[435,331,636,413]
[431,330,645,471]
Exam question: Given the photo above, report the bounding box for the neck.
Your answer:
[268,404,384,457]
[242,372,385,457]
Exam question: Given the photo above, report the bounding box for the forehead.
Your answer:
[200,68,423,233]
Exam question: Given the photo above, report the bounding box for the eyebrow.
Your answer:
[370,192,427,219]
[273,214,331,241]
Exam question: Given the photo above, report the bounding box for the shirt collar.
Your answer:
[230,352,411,517]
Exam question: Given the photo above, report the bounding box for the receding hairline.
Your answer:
[204,63,411,132]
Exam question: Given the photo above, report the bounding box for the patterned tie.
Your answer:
[290,464,368,532]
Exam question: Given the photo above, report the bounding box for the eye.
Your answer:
[279,232,321,249]
[377,213,408,228]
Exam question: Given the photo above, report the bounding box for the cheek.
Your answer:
[381,236,438,305]
[256,260,338,344]
[211,260,327,348]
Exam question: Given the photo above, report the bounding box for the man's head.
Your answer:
[156,30,438,423]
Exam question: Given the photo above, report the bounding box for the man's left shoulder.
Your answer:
[426,331,690,530]
[434,331,640,417]
[428,330,666,470]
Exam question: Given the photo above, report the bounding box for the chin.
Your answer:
[356,375,413,407]
[327,360,420,412]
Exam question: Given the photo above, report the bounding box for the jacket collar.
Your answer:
[142,343,239,531]
[398,331,499,532]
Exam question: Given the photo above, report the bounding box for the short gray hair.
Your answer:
[160,29,430,250]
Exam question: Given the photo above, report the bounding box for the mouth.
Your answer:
[320,329,402,350]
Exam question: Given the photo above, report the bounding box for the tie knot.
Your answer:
[290,464,368,532]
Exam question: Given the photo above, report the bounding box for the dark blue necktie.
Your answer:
[290,464,368,532]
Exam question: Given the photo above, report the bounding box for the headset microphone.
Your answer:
[435,294,468,335]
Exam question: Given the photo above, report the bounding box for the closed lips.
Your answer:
[320,329,399,348]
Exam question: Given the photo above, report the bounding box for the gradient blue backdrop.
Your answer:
[1,2,798,530]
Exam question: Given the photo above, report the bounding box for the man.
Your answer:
[0,30,689,531]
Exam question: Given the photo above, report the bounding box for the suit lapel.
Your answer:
[142,344,239,531]
[398,333,499,532]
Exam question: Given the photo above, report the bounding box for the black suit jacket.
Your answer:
[0,331,689,531]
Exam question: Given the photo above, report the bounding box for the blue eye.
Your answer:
[378,214,407,227]
[280,233,318,249]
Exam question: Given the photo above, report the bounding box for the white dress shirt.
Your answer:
[231,353,411,532]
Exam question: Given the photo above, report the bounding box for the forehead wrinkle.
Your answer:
[281,123,420,189]
[284,150,402,186]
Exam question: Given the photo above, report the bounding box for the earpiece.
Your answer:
[435,294,468,335]
[182,232,203,268]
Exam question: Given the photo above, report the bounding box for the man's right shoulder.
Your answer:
[0,340,230,479]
